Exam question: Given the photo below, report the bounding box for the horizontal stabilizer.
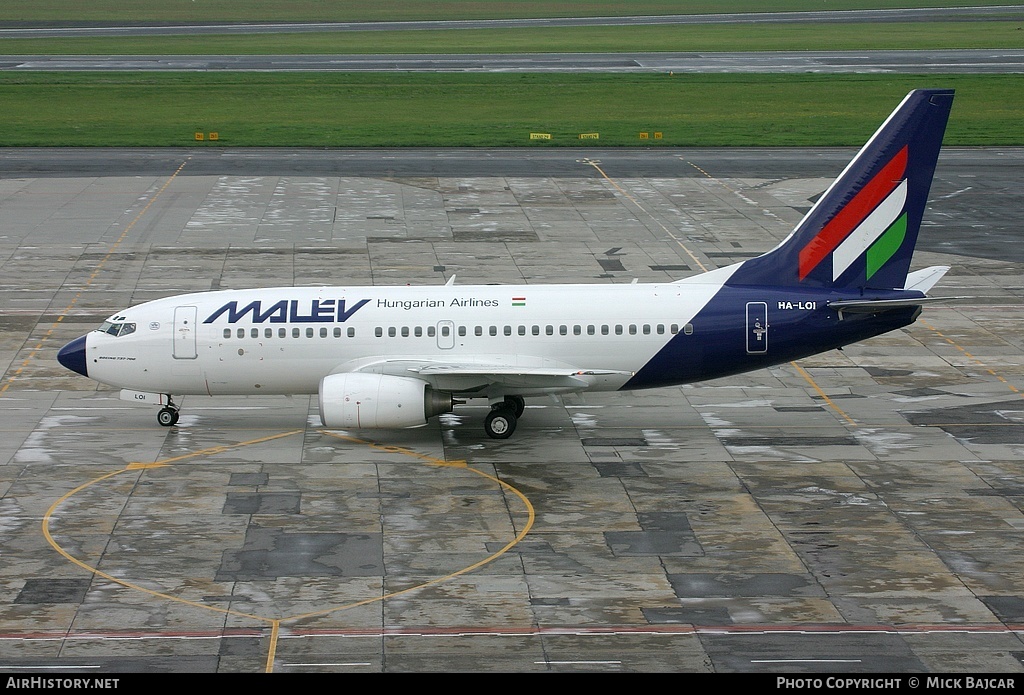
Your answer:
[904,265,949,293]
[828,294,966,319]
[828,296,957,312]
[829,264,964,316]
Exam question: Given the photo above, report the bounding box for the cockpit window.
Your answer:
[97,320,136,337]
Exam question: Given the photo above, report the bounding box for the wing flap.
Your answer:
[345,359,633,394]
[411,364,629,377]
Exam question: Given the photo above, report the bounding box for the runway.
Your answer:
[3,49,1022,73]
[1,147,1023,673]
[3,5,1021,74]
[2,5,1021,36]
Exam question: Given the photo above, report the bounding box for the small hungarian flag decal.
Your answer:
[512,296,526,307]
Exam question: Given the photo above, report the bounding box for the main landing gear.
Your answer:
[484,395,525,440]
[157,396,180,427]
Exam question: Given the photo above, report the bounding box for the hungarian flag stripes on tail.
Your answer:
[727,89,954,292]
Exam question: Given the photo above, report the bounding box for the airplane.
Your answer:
[57,88,955,439]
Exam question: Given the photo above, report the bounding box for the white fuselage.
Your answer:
[82,277,731,399]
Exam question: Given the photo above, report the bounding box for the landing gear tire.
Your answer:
[484,408,517,439]
[157,406,179,427]
[503,395,525,418]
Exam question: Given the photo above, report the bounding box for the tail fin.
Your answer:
[727,89,954,291]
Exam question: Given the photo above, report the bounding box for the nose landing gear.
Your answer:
[157,396,180,426]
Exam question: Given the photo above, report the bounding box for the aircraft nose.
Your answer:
[57,335,88,377]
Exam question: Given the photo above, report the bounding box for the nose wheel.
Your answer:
[157,397,180,427]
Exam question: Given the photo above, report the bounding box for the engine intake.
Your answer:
[319,373,454,429]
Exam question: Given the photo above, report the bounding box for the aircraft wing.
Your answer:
[346,359,633,394]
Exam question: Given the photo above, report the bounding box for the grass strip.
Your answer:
[0,0,1009,24]
[1,21,1022,54]
[1,72,1020,147]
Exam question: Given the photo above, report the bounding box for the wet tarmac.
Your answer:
[1,148,1023,673]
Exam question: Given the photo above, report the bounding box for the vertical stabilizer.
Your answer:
[727,89,954,291]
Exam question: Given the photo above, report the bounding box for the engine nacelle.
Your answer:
[318,373,454,429]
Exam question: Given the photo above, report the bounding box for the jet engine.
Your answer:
[318,372,455,429]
